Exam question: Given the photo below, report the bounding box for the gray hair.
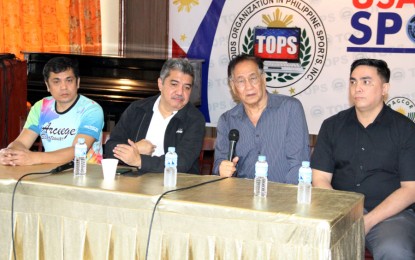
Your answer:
[228,54,263,80]
[159,58,194,85]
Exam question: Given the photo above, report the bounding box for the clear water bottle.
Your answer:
[297,161,312,204]
[164,147,178,187]
[74,137,87,176]
[254,155,268,197]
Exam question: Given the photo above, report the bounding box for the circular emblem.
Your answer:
[227,1,328,96]
[386,97,415,122]
[406,15,415,43]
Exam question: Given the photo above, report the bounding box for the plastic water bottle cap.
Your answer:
[258,155,266,162]
[302,161,310,167]
[168,147,175,153]
[78,137,85,144]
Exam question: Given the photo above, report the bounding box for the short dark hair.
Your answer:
[227,54,263,79]
[43,57,80,81]
[159,58,194,85]
[350,58,390,83]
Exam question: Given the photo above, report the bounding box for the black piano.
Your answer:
[24,52,202,130]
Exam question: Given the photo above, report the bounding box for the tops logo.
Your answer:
[254,27,300,60]
[227,1,328,96]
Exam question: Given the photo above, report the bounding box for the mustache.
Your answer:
[173,95,184,101]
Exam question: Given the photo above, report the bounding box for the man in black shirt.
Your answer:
[311,58,415,259]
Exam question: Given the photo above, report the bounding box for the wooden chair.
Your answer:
[199,137,216,175]
[309,134,317,155]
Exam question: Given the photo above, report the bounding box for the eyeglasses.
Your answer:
[231,73,262,89]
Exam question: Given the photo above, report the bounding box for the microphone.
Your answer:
[50,161,74,174]
[228,129,239,161]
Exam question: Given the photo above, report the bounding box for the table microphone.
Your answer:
[50,161,74,174]
[228,129,239,161]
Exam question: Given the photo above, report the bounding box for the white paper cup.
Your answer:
[101,159,119,180]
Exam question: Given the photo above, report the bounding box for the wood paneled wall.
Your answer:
[121,0,168,58]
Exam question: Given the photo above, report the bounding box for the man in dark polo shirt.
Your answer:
[311,58,415,259]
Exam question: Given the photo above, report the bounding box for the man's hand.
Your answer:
[0,148,39,166]
[219,157,239,177]
[113,140,142,167]
[131,139,156,155]
[0,148,14,165]
[362,182,415,235]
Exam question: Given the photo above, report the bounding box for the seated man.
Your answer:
[105,58,206,174]
[311,58,415,259]
[213,54,310,184]
[0,57,104,165]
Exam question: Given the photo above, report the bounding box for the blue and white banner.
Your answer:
[169,0,415,134]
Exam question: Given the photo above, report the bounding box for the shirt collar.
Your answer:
[373,103,387,124]
[235,91,270,117]
[152,96,178,116]
[351,102,387,126]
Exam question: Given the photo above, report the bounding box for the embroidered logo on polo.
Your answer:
[176,128,183,134]
[387,97,415,122]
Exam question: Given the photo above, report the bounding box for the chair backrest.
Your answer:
[199,137,216,175]
[202,137,216,151]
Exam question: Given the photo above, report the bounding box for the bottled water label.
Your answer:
[255,164,268,176]
[254,155,268,197]
[255,156,268,177]
[299,168,312,183]
[254,176,268,197]
[165,157,177,168]
[75,146,86,157]
[164,147,178,187]
[74,138,87,176]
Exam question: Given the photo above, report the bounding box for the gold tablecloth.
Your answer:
[0,164,364,260]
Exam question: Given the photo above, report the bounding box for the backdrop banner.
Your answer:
[169,0,415,134]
